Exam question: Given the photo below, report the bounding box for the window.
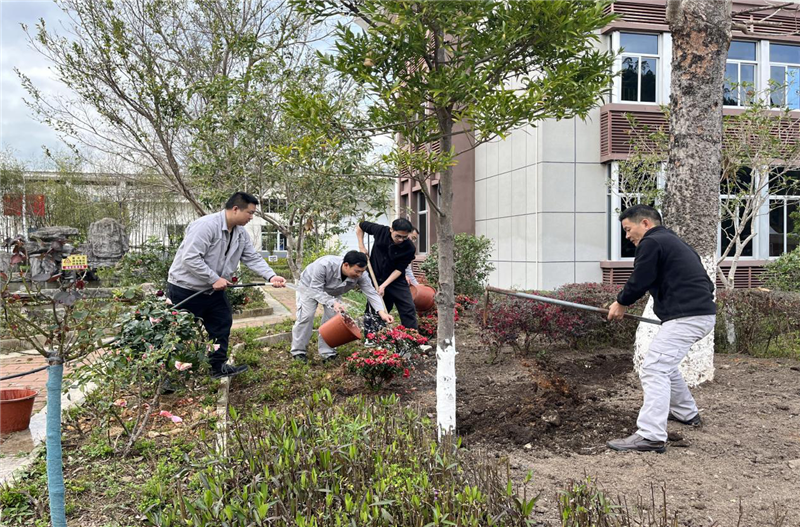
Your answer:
[261,224,286,253]
[724,41,757,106]
[610,163,662,259]
[620,33,659,103]
[719,168,754,258]
[770,43,800,109]
[417,191,428,253]
[769,169,800,256]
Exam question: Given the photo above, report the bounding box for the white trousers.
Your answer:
[637,314,716,442]
[290,291,338,358]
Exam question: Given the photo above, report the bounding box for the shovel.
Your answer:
[483,285,661,326]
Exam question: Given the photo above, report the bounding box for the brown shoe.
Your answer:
[668,412,702,427]
[607,433,666,453]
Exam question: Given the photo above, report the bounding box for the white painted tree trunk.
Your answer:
[634,254,716,387]
[436,337,457,439]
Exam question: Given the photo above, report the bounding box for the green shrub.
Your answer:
[153,390,538,526]
[420,234,494,297]
[302,237,347,268]
[113,236,178,289]
[715,289,800,357]
[764,247,800,292]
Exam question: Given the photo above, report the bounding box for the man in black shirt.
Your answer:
[606,205,716,453]
[357,218,418,331]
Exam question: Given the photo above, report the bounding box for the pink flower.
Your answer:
[149,317,162,325]
[113,399,127,408]
[156,290,164,297]
[403,368,410,378]
[174,361,193,371]
[159,410,183,424]
[164,298,173,305]
[366,333,375,339]
[213,344,221,351]
[171,311,178,315]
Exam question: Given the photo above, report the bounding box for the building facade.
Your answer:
[400,0,800,290]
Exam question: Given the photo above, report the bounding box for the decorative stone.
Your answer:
[87,218,129,267]
[28,226,80,243]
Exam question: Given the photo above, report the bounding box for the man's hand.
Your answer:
[378,310,394,323]
[377,283,387,296]
[607,301,627,321]
[269,276,286,288]
[333,301,346,314]
[212,277,233,291]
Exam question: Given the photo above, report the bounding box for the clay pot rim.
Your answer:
[0,388,39,404]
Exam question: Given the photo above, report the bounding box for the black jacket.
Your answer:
[359,221,416,283]
[617,226,716,322]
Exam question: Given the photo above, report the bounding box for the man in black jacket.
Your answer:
[606,205,716,453]
[356,218,418,331]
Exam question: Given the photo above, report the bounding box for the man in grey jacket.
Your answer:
[168,192,286,378]
[291,251,393,363]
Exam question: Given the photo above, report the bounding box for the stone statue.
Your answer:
[86,218,129,268]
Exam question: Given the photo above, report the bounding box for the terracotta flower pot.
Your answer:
[319,313,362,348]
[0,388,38,434]
[410,284,436,313]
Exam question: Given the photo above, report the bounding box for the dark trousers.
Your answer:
[365,280,418,333]
[167,283,232,371]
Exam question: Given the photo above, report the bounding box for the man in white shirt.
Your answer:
[291,251,393,363]
[168,192,286,378]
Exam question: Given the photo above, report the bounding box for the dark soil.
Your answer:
[399,317,800,526]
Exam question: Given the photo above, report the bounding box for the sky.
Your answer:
[1,0,68,163]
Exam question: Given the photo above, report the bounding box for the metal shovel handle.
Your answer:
[485,286,661,326]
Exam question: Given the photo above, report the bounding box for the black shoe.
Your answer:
[292,354,308,363]
[322,355,340,364]
[668,412,703,427]
[211,364,249,379]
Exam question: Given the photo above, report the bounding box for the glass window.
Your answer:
[770,44,800,110]
[771,43,800,65]
[724,42,757,107]
[729,41,757,61]
[619,33,659,103]
[417,191,428,253]
[769,170,800,257]
[620,33,658,54]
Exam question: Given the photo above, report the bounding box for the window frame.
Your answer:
[724,41,758,108]
[769,43,800,110]
[618,32,661,104]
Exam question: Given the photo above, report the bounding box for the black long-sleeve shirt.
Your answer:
[617,226,716,322]
[359,221,416,283]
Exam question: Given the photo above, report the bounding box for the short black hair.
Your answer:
[343,250,368,267]
[225,192,259,210]
[411,227,419,234]
[391,218,414,232]
[619,204,662,225]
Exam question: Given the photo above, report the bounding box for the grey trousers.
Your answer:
[290,291,338,359]
[637,314,716,442]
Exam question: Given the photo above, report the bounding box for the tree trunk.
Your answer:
[634,0,732,386]
[45,358,67,527]
[435,114,457,440]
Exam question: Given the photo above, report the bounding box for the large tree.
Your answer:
[19,0,388,270]
[293,0,616,437]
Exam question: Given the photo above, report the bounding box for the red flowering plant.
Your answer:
[416,297,475,339]
[365,325,429,358]
[346,347,409,390]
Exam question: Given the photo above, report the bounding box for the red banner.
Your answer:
[2,194,46,217]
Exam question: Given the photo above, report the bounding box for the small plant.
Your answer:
[346,347,409,389]
[420,234,495,297]
[366,325,429,357]
[113,236,179,289]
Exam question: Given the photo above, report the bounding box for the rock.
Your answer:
[788,459,800,470]
[524,443,533,450]
[0,252,11,274]
[29,226,80,243]
[87,218,129,267]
